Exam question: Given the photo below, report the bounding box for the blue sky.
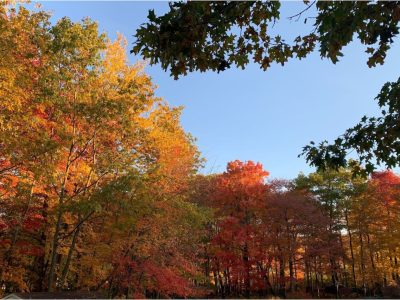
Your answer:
[33,1,400,179]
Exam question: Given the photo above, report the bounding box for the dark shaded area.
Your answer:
[4,291,105,299]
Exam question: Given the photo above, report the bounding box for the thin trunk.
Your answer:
[339,234,348,287]
[345,208,357,288]
[58,131,97,290]
[359,229,366,294]
[289,254,294,292]
[367,233,376,271]
[59,218,81,289]
[243,243,250,298]
[32,195,49,291]
[305,254,310,293]
[314,258,320,299]
[274,257,279,295]
[58,194,96,288]
[319,259,324,287]
[213,270,219,296]
[204,246,210,281]
[279,255,286,298]
[218,267,224,298]
[47,141,74,292]
[47,201,63,292]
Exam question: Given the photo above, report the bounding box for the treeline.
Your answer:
[1,4,400,299]
[192,162,400,298]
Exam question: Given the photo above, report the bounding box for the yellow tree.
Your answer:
[0,4,205,294]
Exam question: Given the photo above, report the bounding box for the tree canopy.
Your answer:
[133,1,400,173]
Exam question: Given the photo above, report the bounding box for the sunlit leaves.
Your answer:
[0,4,204,295]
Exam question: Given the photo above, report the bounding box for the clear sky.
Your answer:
[32,1,400,179]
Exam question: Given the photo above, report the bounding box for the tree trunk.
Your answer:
[59,219,81,289]
[289,254,294,292]
[243,243,250,298]
[358,229,366,295]
[345,209,357,288]
[32,195,49,291]
[47,148,73,292]
[279,255,286,298]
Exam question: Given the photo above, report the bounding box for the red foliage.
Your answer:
[208,160,270,295]
[110,253,198,298]
[371,170,400,207]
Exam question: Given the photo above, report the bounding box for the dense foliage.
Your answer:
[1,3,400,299]
[133,2,399,78]
[189,164,400,298]
[0,4,203,297]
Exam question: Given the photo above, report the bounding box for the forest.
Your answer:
[1,1,400,299]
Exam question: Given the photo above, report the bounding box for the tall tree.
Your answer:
[207,160,270,297]
[0,4,205,296]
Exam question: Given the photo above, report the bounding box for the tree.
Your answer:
[200,163,344,298]
[294,168,366,290]
[294,167,400,296]
[0,3,53,179]
[132,1,400,173]
[0,3,205,296]
[266,180,333,297]
[368,171,400,286]
[207,160,269,298]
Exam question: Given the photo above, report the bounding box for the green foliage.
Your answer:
[301,78,400,174]
[133,1,400,79]
[133,1,400,172]
[132,1,318,79]
[315,2,400,67]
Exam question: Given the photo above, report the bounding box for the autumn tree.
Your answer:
[205,160,270,297]
[0,3,206,297]
[200,162,344,298]
[266,180,334,298]
[294,167,400,297]
[364,171,400,288]
[295,169,356,290]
